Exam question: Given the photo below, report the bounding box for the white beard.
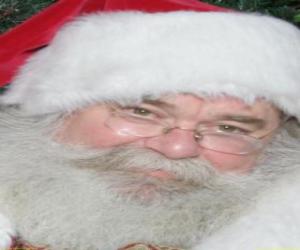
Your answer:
[0,108,299,250]
[193,168,300,250]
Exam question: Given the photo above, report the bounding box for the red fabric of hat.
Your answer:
[0,0,227,88]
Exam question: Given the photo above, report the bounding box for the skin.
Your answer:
[56,94,281,173]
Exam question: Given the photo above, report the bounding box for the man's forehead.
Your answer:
[141,94,273,110]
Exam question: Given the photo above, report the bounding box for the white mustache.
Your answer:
[69,145,267,204]
[72,145,218,185]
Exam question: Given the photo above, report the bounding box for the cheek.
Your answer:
[76,122,141,148]
[56,113,141,148]
[201,149,259,172]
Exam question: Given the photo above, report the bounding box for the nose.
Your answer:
[143,128,200,159]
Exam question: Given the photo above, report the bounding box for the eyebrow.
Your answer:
[143,99,176,109]
[216,114,266,129]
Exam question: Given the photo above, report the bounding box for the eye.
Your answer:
[132,107,152,116]
[117,104,171,122]
[121,106,161,120]
[217,124,250,134]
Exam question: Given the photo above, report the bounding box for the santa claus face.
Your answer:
[0,94,295,249]
[56,94,282,173]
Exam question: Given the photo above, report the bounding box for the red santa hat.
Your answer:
[0,0,299,119]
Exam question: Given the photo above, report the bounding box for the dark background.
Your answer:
[0,0,299,34]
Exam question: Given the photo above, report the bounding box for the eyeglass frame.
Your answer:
[104,104,289,156]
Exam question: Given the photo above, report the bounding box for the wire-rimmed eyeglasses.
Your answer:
[104,105,286,155]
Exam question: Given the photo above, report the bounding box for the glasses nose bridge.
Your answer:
[162,126,204,144]
[162,124,204,138]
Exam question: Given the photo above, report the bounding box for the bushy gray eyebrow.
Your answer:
[215,114,266,129]
[142,100,175,109]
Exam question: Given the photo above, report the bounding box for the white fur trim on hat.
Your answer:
[1,11,300,118]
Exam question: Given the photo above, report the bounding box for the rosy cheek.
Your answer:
[57,118,139,148]
[86,124,142,148]
[201,149,259,173]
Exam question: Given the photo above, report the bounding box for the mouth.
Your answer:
[106,167,203,202]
